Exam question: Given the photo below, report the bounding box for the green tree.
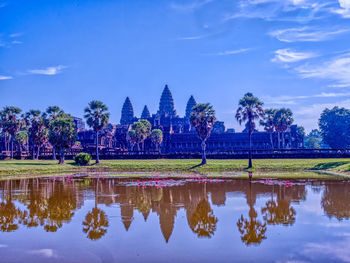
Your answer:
[127,120,152,152]
[190,103,216,165]
[15,130,28,157]
[260,108,277,149]
[84,101,110,163]
[45,106,62,159]
[150,129,163,153]
[48,113,76,164]
[274,108,294,149]
[304,129,326,149]
[235,93,264,168]
[23,110,49,159]
[319,107,350,149]
[0,106,23,159]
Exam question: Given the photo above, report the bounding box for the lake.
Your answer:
[0,174,349,263]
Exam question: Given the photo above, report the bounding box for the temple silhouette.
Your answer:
[77,85,304,154]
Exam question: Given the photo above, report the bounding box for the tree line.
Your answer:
[0,93,347,167]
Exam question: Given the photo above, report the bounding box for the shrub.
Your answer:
[74,152,92,166]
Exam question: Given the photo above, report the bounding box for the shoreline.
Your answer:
[0,159,350,180]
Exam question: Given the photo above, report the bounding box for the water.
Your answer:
[0,175,349,263]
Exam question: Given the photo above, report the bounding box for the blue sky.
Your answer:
[1,0,350,132]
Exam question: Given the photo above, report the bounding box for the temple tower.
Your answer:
[158,85,176,117]
[120,97,134,125]
[185,95,197,119]
[141,105,151,119]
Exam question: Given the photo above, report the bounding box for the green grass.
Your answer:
[0,158,350,179]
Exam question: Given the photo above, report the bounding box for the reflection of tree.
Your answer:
[237,209,267,246]
[82,207,109,240]
[261,199,296,226]
[322,183,350,220]
[237,182,266,246]
[83,179,109,240]
[188,199,218,238]
[0,200,24,232]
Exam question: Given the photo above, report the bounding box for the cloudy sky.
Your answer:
[1,0,350,132]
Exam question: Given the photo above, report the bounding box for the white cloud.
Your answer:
[0,244,8,248]
[0,75,12,80]
[204,48,252,56]
[224,1,332,22]
[296,53,350,87]
[9,32,23,38]
[27,249,55,258]
[177,34,211,40]
[339,0,350,9]
[27,65,66,75]
[270,27,349,42]
[170,0,213,11]
[264,92,350,105]
[11,40,22,45]
[272,49,317,63]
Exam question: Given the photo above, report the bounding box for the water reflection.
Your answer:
[0,177,349,246]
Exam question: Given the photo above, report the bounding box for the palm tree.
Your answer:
[236,93,264,168]
[84,101,110,164]
[0,107,23,159]
[260,109,277,149]
[190,103,216,165]
[274,108,293,149]
[15,131,28,158]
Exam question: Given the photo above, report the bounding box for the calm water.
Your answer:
[0,175,350,263]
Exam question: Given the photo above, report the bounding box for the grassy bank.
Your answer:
[0,158,350,179]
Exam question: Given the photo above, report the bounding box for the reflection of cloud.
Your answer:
[0,244,8,248]
[28,249,55,258]
[303,237,350,262]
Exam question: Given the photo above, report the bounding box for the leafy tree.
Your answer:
[15,130,28,157]
[150,129,163,152]
[45,106,62,159]
[84,101,110,163]
[319,107,350,149]
[127,120,152,151]
[0,106,23,159]
[190,103,216,165]
[236,93,264,168]
[48,113,76,164]
[274,108,293,149]
[23,110,49,159]
[260,108,277,149]
[304,129,326,149]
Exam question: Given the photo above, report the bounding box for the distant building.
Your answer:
[74,117,85,131]
[77,85,304,153]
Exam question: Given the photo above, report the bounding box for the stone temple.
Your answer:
[77,85,304,154]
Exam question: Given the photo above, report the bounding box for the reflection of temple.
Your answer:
[0,178,314,244]
[76,85,304,153]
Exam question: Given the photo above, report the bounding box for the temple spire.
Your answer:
[141,105,151,119]
[158,85,176,117]
[120,97,134,125]
[185,95,197,119]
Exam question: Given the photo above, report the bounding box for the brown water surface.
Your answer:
[0,175,349,263]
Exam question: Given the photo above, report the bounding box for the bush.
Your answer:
[74,153,92,166]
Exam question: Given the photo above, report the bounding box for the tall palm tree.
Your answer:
[236,93,264,168]
[190,103,216,165]
[84,101,110,164]
[260,109,277,149]
[274,108,293,149]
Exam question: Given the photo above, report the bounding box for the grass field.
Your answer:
[0,158,350,179]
